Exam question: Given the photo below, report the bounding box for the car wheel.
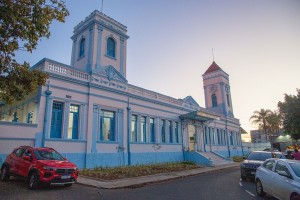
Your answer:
[0,166,10,181]
[241,175,246,181]
[29,172,39,190]
[256,179,266,197]
[64,183,72,187]
[290,193,300,200]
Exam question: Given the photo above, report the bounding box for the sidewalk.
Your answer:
[77,162,240,189]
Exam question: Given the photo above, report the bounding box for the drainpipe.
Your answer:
[127,103,131,166]
[226,117,231,157]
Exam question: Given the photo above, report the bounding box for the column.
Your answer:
[96,26,103,69]
[155,118,160,143]
[118,109,124,147]
[91,105,100,153]
[42,90,52,147]
[137,115,141,142]
[79,104,86,140]
[120,37,125,76]
[63,101,70,139]
[71,37,77,67]
[87,25,95,71]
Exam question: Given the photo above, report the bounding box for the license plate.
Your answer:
[61,175,70,179]
[251,172,256,175]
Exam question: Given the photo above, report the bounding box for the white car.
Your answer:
[255,158,300,200]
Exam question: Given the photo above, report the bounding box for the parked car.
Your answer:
[255,158,300,200]
[0,146,79,189]
[240,151,285,180]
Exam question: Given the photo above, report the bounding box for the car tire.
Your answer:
[256,179,266,197]
[0,166,10,181]
[29,172,39,190]
[241,175,246,181]
[64,183,72,187]
[290,194,300,200]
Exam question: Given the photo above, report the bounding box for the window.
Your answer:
[131,115,137,142]
[211,128,215,144]
[50,101,64,138]
[175,122,179,143]
[230,131,234,145]
[204,126,208,144]
[79,38,85,57]
[263,160,275,171]
[68,105,79,139]
[217,129,221,145]
[141,116,146,142]
[161,119,165,143]
[100,110,115,141]
[275,161,291,177]
[107,37,116,58]
[226,94,231,107]
[212,94,217,107]
[13,148,25,157]
[150,118,155,143]
[168,121,173,143]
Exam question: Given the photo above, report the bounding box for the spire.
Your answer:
[204,61,222,74]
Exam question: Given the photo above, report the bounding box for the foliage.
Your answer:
[231,156,244,162]
[0,0,69,104]
[80,162,199,180]
[249,109,273,139]
[278,89,300,141]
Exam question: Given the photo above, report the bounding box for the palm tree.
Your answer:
[249,109,272,141]
[266,111,282,134]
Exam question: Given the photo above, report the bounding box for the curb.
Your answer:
[77,162,240,189]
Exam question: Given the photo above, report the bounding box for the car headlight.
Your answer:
[240,163,246,168]
[43,166,55,171]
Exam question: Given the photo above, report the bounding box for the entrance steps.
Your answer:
[199,152,233,166]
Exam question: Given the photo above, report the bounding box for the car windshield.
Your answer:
[290,163,300,178]
[247,152,273,161]
[34,149,64,160]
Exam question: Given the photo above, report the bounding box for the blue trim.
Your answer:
[35,132,43,147]
[96,141,118,144]
[44,138,87,143]
[0,121,38,127]
[131,152,183,165]
[0,138,34,141]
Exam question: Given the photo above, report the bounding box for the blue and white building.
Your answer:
[0,10,243,169]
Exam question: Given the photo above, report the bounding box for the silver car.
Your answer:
[255,158,300,200]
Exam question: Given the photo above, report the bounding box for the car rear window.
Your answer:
[34,149,64,161]
[247,152,272,161]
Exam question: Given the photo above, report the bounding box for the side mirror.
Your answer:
[63,157,67,161]
[23,156,31,161]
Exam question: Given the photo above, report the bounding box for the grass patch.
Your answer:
[231,156,244,162]
[80,162,201,180]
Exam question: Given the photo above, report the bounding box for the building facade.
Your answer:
[0,10,243,169]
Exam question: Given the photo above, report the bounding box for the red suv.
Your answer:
[0,146,79,189]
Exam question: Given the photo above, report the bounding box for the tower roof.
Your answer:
[204,61,222,74]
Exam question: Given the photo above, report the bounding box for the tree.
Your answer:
[266,111,282,134]
[249,109,272,140]
[0,0,69,104]
[278,89,300,141]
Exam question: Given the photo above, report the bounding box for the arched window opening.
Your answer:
[79,38,85,57]
[107,37,116,58]
[212,94,217,107]
[226,94,231,107]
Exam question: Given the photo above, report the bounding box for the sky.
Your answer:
[15,0,300,132]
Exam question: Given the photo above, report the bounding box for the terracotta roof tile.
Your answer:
[204,61,222,74]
